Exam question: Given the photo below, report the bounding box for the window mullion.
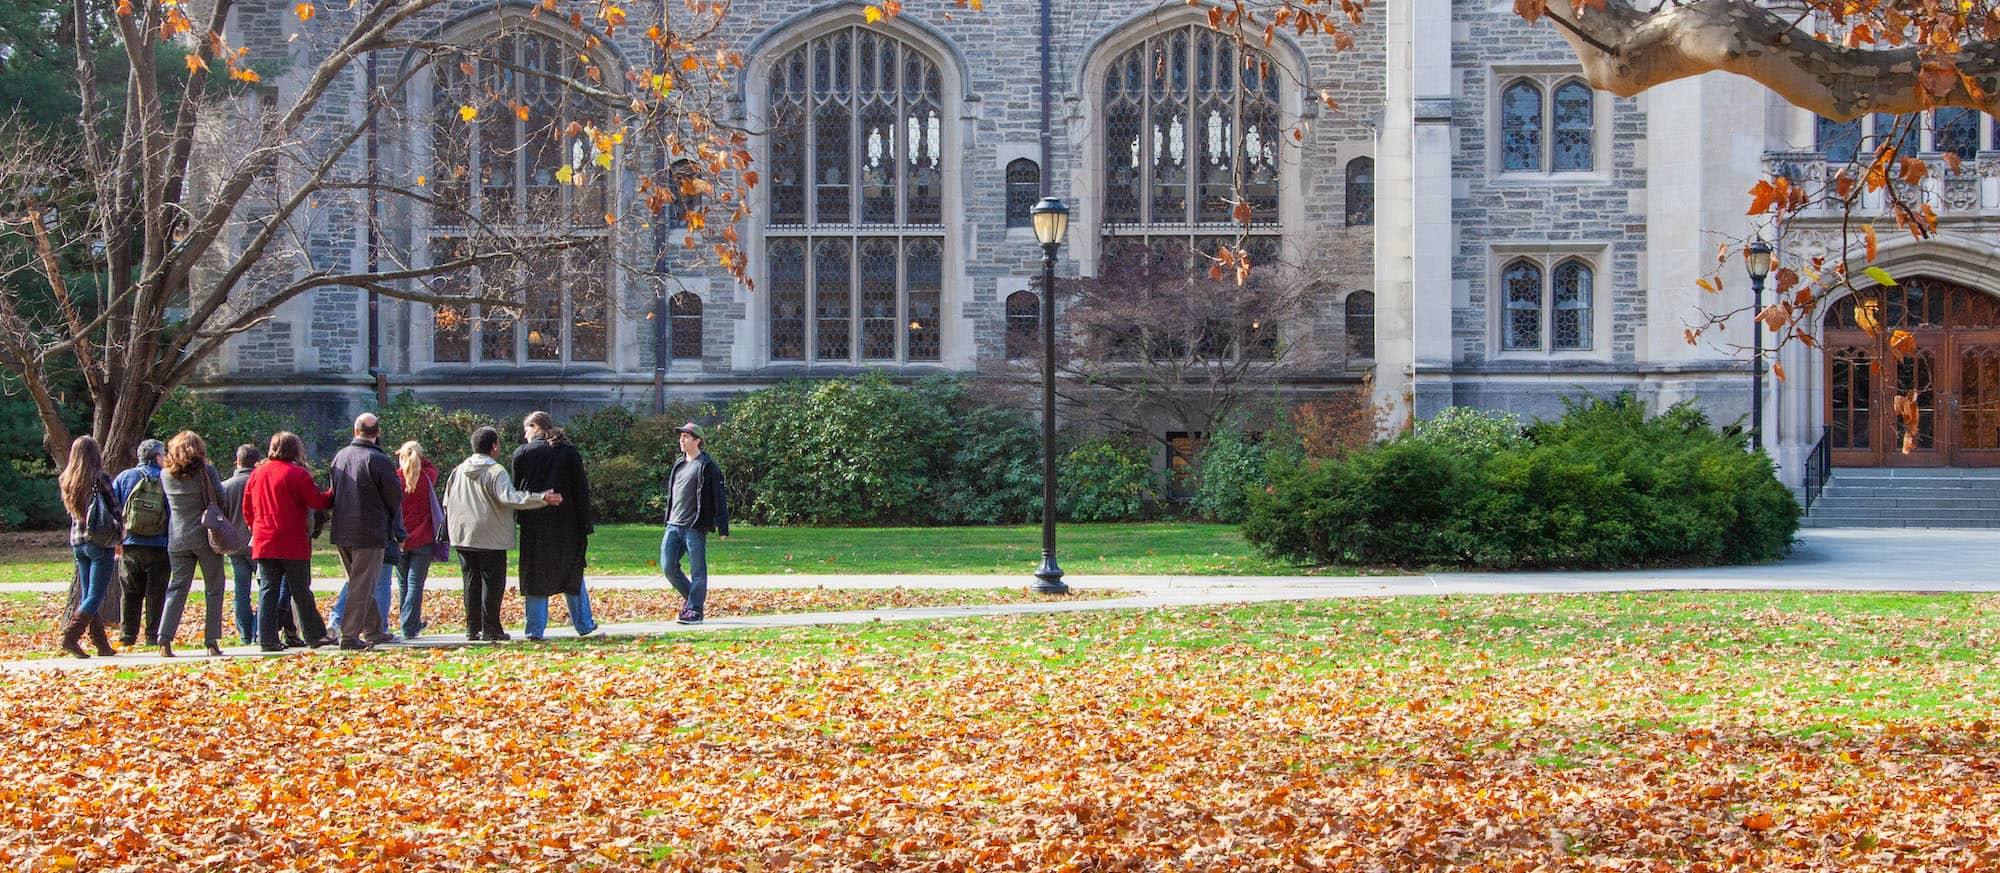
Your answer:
[803,234,817,362]
[1139,37,1153,228]
[848,236,861,364]
[895,235,907,362]
[1184,29,1196,228]
[893,40,906,226]
[1542,81,1553,175]
[848,31,861,227]
[1542,259,1555,353]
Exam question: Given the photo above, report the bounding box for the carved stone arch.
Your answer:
[736,2,971,107]
[397,2,631,81]
[1071,7,1314,103]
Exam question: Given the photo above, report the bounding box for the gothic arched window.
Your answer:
[1934,107,1980,161]
[1344,290,1375,359]
[765,26,946,363]
[1005,159,1040,228]
[1500,76,1596,174]
[670,292,703,359]
[1551,259,1593,350]
[1101,25,1280,269]
[1500,81,1543,171]
[1344,157,1374,226]
[424,30,610,366]
[1005,290,1038,359]
[1501,259,1543,351]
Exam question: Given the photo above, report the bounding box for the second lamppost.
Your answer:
[1744,238,1774,450]
[1030,197,1072,595]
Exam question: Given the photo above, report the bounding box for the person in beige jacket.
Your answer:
[444,426,561,642]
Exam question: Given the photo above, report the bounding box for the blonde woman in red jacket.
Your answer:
[241,432,334,651]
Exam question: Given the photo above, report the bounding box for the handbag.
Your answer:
[83,482,121,548]
[428,483,450,562]
[199,467,251,555]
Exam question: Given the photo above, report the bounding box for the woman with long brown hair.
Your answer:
[158,430,229,657]
[241,431,334,651]
[513,411,597,640]
[58,436,121,658]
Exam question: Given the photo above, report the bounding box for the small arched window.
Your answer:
[1550,81,1594,171]
[1500,81,1543,171]
[1005,159,1040,228]
[1550,259,1593,351]
[1501,259,1544,351]
[1005,290,1039,359]
[1817,115,1862,163]
[1344,290,1375,359]
[670,292,703,359]
[1344,157,1374,226]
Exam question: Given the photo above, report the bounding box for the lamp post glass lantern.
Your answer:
[1030,197,1071,595]
[1744,238,1774,450]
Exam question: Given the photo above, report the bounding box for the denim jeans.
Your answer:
[524,577,598,639]
[394,549,435,639]
[328,556,393,639]
[228,554,258,644]
[661,525,708,613]
[73,543,116,616]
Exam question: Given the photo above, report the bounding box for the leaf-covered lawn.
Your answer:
[0,522,1330,585]
[0,586,1118,656]
[4,591,1998,869]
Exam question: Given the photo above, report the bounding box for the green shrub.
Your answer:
[1244,396,1799,569]
[375,392,500,467]
[710,375,960,525]
[1188,427,1268,523]
[0,393,66,530]
[586,454,661,524]
[1410,405,1527,457]
[1058,436,1157,522]
[152,387,298,462]
[937,406,1041,525]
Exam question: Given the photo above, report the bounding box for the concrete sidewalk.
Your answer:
[6,528,1997,674]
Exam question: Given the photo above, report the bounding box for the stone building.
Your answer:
[195,0,1997,491]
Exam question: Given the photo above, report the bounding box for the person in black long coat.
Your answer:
[512,411,599,640]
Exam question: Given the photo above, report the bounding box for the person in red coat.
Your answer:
[394,441,441,640]
[241,431,334,651]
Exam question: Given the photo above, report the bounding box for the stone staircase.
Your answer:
[1802,468,2000,528]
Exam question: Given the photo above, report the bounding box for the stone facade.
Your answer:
[197,0,1977,486]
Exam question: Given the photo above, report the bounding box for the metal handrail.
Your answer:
[1803,424,1833,512]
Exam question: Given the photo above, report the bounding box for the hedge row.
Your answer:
[1239,397,1800,569]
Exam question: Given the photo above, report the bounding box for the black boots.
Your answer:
[59,614,91,659]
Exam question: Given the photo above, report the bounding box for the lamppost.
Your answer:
[1030,197,1071,595]
[1744,238,1774,450]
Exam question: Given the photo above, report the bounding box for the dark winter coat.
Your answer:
[661,452,729,536]
[329,437,405,550]
[512,437,593,598]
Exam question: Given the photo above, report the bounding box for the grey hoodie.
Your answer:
[443,453,548,551]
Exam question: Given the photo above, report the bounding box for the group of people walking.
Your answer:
[54,410,729,659]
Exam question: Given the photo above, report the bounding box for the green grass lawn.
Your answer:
[8,591,1997,869]
[0,522,1328,584]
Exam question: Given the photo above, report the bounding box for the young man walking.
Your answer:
[445,426,560,642]
[660,423,728,625]
[328,413,404,650]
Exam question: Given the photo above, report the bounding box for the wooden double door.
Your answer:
[1825,276,2000,467]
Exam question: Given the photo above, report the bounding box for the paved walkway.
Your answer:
[7,528,1997,674]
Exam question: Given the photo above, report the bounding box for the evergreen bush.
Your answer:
[1245,396,1800,569]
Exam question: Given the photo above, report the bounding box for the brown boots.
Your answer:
[87,616,116,656]
[59,614,90,659]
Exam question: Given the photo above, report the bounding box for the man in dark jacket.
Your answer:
[659,423,728,625]
[328,413,404,649]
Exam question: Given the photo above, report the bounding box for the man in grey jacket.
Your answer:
[445,426,561,642]
[328,413,405,650]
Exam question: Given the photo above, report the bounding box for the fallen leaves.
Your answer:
[3,592,1998,870]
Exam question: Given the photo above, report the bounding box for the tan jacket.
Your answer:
[444,454,547,551]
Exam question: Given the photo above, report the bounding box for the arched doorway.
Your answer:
[1824,276,2000,466]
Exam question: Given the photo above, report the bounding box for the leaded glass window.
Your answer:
[1817,115,1862,163]
[1101,25,1279,232]
[765,27,948,364]
[1344,290,1375,359]
[1502,260,1543,351]
[1344,157,1374,226]
[1500,81,1543,171]
[422,32,612,366]
[1006,290,1038,359]
[1551,81,1593,171]
[1934,107,1980,161]
[1872,113,1919,156]
[1005,159,1040,228]
[1500,255,1597,353]
[1500,76,1597,174]
[670,292,702,360]
[1551,259,1592,351]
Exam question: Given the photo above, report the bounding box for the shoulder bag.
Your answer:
[200,467,252,555]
